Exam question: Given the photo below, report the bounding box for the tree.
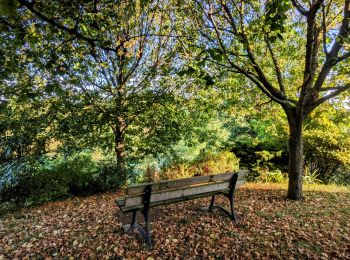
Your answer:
[181,0,350,199]
[1,0,178,182]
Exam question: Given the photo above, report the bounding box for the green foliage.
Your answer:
[303,168,322,185]
[0,0,17,16]
[159,151,240,180]
[304,104,350,182]
[265,0,292,42]
[95,156,127,191]
[1,0,350,207]
[258,169,286,183]
[246,149,286,182]
[0,157,70,205]
[327,166,350,186]
[0,152,124,207]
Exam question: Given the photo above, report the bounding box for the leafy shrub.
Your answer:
[324,166,350,186]
[59,152,98,194]
[304,105,350,183]
[303,167,322,185]
[159,151,240,180]
[94,156,127,190]
[258,169,286,183]
[246,150,285,182]
[0,152,125,208]
[0,157,70,206]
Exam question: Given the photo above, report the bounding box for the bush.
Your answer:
[0,157,70,206]
[159,151,240,180]
[0,152,126,208]
[303,167,322,185]
[326,166,350,186]
[94,157,127,190]
[258,169,286,183]
[246,150,286,182]
[303,105,350,183]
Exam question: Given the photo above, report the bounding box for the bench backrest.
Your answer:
[119,170,248,211]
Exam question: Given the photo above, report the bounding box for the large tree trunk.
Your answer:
[115,116,127,184]
[286,111,304,200]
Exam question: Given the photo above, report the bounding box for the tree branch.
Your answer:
[18,0,123,54]
[220,1,285,102]
[313,0,350,91]
[335,52,350,64]
[321,3,329,56]
[311,83,350,108]
[291,0,308,15]
[265,36,285,94]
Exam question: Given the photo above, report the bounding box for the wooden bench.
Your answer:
[116,170,248,247]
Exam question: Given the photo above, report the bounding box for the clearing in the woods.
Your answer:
[0,183,349,259]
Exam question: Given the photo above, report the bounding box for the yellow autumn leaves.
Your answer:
[116,38,141,58]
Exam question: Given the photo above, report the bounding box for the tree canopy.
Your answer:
[1,0,349,201]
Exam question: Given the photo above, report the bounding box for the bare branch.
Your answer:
[301,1,322,89]
[220,1,284,102]
[319,86,346,91]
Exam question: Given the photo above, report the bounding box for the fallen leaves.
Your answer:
[0,183,349,259]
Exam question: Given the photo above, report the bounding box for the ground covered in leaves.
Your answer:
[1,183,349,259]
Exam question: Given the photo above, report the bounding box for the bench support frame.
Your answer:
[124,185,153,247]
[207,173,238,221]
[122,173,241,247]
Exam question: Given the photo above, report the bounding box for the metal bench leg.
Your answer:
[205,174,238,222]
[229,189,238,222]
[142,206,152,247]
[131,210,137,226]
[124,185,153,247]
[228,174,238,221]
[208,195,215,212]
[142,185,152,247]
[125,210,142,234]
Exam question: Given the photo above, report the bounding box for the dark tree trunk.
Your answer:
[286,109,304,200]
[115,116,127,184]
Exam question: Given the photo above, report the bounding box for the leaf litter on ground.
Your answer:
[0,183,349,259]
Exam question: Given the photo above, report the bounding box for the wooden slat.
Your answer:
[116,170,249,212]
[119,180,245,213]
[121,189,227,213]
[237,170,249,181]
[126,170,248,195]
[116,198,125,207]
[236,179,245,188]
[125,181,230,208]
[126,171,238,196]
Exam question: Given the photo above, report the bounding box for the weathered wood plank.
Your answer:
[237,170,249,181]
[126,174,213,195]
[120,189,227,213]
[116,198,125,207]
[236,179,245,188]
[126,171,248,196]
[125,181,230,207]
[119,179,245,213]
